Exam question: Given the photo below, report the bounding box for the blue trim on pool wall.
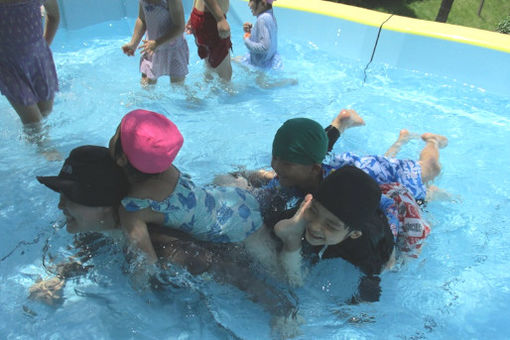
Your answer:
[56,0,510,96]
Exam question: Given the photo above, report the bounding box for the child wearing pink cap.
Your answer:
[109,109,263,264]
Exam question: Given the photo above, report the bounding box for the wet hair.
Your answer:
[314,208,395,276]
[254,0,272,8]
[114,130,161,183]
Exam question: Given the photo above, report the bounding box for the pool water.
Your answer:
[1,13,510,340]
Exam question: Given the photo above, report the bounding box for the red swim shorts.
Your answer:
[189,8,232,68]
[381,183,431,258]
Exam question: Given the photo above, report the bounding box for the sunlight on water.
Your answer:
[1,15,509,340]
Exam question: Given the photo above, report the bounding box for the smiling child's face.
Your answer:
[58,194,116,234]
[303,199,361,246]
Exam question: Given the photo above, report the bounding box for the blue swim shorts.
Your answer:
[324,152,427,201]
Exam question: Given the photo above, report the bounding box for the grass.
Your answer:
[327,0,510,32]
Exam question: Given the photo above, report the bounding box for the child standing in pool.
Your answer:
[109,109,263,263]
[0,0,59,125]
[187,0,233,81]
[122,0,189,86]
[242,0,281,69]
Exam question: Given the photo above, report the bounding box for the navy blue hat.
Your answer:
[37,146,128,207]
[316,166,381,228]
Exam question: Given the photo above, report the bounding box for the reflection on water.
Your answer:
[0,16,510,340]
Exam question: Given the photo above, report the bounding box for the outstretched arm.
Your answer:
[122,3,147,56]
[213,169,275,189]
[42,0,60,45]
[29,251,93,305]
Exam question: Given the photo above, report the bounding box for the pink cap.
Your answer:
[120,109,183,174]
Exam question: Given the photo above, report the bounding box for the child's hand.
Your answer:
[139,40,157,56]
[28,276,65,306]
[274,194,312,252]
[122,43,136,56]
[217,18,231,39]
[185,21,193,35]
[243,22,252,33]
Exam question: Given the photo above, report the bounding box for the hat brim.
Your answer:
[37,176,77,198]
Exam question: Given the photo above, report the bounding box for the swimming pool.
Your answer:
[1,0,510,338]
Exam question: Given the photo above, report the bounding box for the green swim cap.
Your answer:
[272,118,328,165]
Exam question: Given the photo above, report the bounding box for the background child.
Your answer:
[122,0,189,86]
[242,0,280,69]
[0,0,59,125]
[109,109,263,264]
[187,0,232,81]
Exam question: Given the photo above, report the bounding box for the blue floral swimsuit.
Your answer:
[121,173,262,243]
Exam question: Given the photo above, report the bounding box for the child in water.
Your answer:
[238,0,297,87]
[242,0,280,69]
[122,0,189,86]
[34,146,298,330]
[273,165,430,302]
[0,0,59,125]
[109,109,263,264]
[187,0,233,81]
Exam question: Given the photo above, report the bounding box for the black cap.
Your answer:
[37,145,128,207]
[316,166,381,228]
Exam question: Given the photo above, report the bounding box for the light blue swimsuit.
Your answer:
[121,173,262,243]
[242,9,281,69]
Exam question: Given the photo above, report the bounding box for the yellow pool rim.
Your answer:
[270,0,510,54]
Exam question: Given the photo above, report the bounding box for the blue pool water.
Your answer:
[1,11,510,340]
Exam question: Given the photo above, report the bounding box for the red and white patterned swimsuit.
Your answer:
[381,182,431,258]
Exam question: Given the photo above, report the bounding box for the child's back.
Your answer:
[123,172,262,242]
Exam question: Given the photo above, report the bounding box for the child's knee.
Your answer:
[421,159,441,182]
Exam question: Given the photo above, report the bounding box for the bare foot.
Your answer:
[421,133,448,148]
[385,129,419,157]
[140,76,157,89]
[331,109,365,133]
[397,129,411,142]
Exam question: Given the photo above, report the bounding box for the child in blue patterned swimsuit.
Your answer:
[109,109,263,264]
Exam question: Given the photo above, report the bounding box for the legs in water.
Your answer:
[210,53,232,81]
[141,74,157,87]
[9,98,54,125]
[384,129,448,183]
[384,129,419,157]
[9,98,61,161]
[419,132,448,184]
[330,109,365,134]
[386,129,452,201]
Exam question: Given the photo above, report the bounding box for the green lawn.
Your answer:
[328,0,510,32]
